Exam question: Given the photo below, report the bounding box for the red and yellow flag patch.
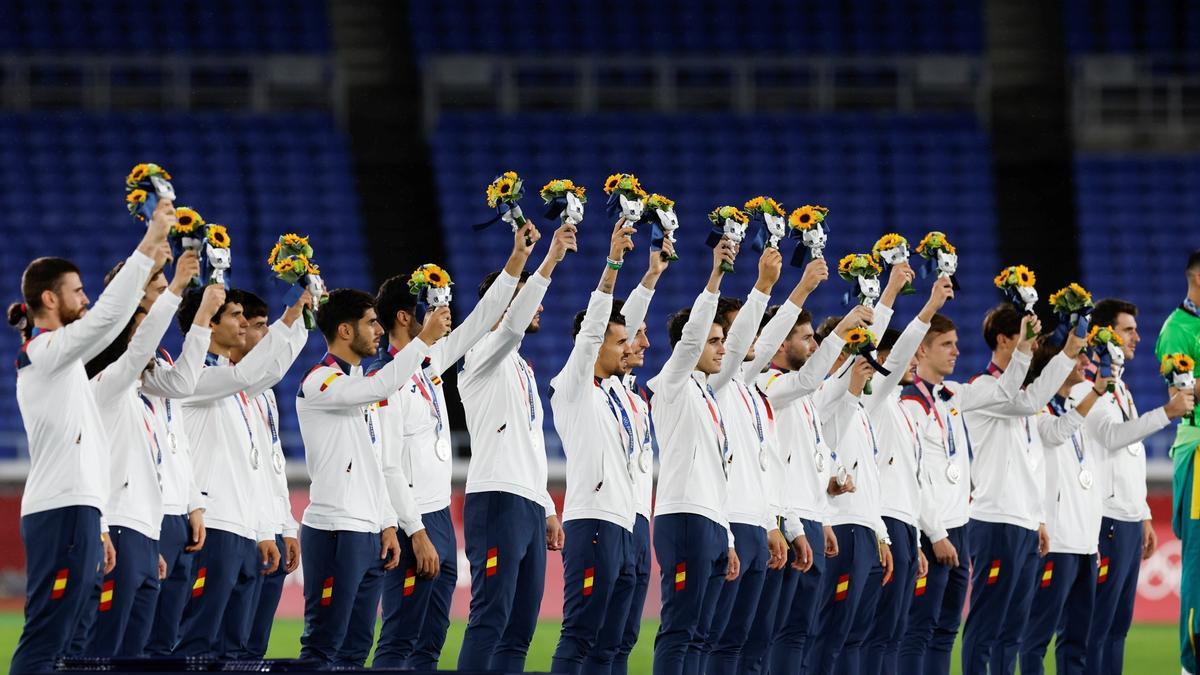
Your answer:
[321,577,334,607]
[191,567,207,598]
[583,567,595,597]
[987,560,1001,586]
[674,562,687,591]
[50,569,68,600]
[99,580,115,612]
[1098,556,1110,584]
[319,373,341,392]
[486,547,499,578]
[835,574,851,601]
[1040,561,1054,588]
[915,575,927,597]
[403,569,416,597]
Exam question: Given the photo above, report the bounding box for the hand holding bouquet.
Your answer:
[995,265,1039,338]
[786,204,829,266]
[268,233,327,330]
[838,253,883,307]
[706,206,750,273]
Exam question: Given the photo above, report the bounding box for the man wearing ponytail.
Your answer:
[8,199,173,675]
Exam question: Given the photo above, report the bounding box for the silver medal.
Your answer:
[638,448,652,473]
[815,451,826,473]
[250,445,260,469]
[759,448,768,472]
[945,464,961,484]
[272,450,284,475]
[167,432,178,454]
[435,438,451,461]
[835,465,849,487]
[1078,468,1094,490]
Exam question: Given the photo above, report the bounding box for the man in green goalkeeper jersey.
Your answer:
[1155,250,1200,675]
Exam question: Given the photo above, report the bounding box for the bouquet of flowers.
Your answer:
[1048,283,1094,343]
[1086,324,1124,391]
[872,233,915,295]
[408,263,454,308]
[475,171,532,246]
[604,173,648,225]
[915,231,959,289]
[170,206,207,286]
[1161,353,1196,422]
[643,193,679,261]
[706,205,750,273]
[995,265,1039,338]
[541,179,586,226]
[125,163,175,223]
[744,196,787,252]
[838,253,883,307]
[268,233,327,330]
[842,326,890,395]
[786,204,829,266]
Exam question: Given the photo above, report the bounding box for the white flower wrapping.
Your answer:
[562,191,585,226]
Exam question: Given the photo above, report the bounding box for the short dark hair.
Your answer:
[8,257,82,340]
[177,287,244,333]
[375,274,418,334]
[316,288,376,341]
[237,290,269,321]
[814,315,843,344]
[717,296,744,320]
[1026,336,1063,386]
[761,305,813,340]
[479,270,531,299]
[1188,250,1200,274]
[103,261,125,287]
[668,306,727,348]
[1090,299,1137,332]
[925,313,957,344]
[877,327,902,353]
[85,307,147,379]
[572,299,628,338]
[982,304,1023,351]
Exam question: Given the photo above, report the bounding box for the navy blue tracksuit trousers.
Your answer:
[174,528,260,658]
[864,517,919,674]
[652,513,728,675]
[1019,552,1097,675]
[705,523,768,675]
[607,513,652,675]
[245,534,288,659]
[298,526,385,668]
[962,519,1041,675]
[457,491,547,672]
[804,523,879,674]
[145,514,194,656]
[83,526,160,657]
[10,506,103,675]
[552,518,636,675]
[899,525,970,675]
[373,507,457,670]
[1086,517,1144,674]
[769,517,826,675]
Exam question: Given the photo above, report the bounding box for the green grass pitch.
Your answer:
[0,612,1180,673]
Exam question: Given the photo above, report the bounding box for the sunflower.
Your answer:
[308,262,321,277]
[282,233,309,247]
[206,225,231,249]
[573,185,587,199]
[174,206,203,232]
[273,257,294,275]
[1014,265,1036,287]
[267,242,282,266]
[743,196,768,214]
[291,256,310,276]
[497,178,514,196]
[126,189,148,205]
[421,263,452,288]
[788,205,825,231]
[873,233,907,256]
[648,193,675,211]
[502,171,518,179]
[486,183,498,208]
[1086,324,1122,346]
[127,163,150,185]
[838,253,857,277]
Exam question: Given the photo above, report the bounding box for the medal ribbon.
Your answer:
[693,379,730,473]
[736,381,765,447]
[411,371,445,435]
[600,381,636,462]
[515,357,536,427]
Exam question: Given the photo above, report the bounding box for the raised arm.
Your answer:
[299,311,446,410]
[462,224,575,378]
[92,287,184,403]
[186,318,304,404]
[650,239,735,399]
[432,223,536,373]
[1083,383,1178,453]
[621,242,674,336]
[552,222,633,400]
[142,277,221,399]
[956,315,1039,412]
[743,258,828,381]
[866,278,951,413]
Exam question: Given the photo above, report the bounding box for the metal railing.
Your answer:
[0,54,344,119]
[421,54,989,133]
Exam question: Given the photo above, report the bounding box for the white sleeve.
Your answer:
[433,271,520,375]
[710,289,769,392]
